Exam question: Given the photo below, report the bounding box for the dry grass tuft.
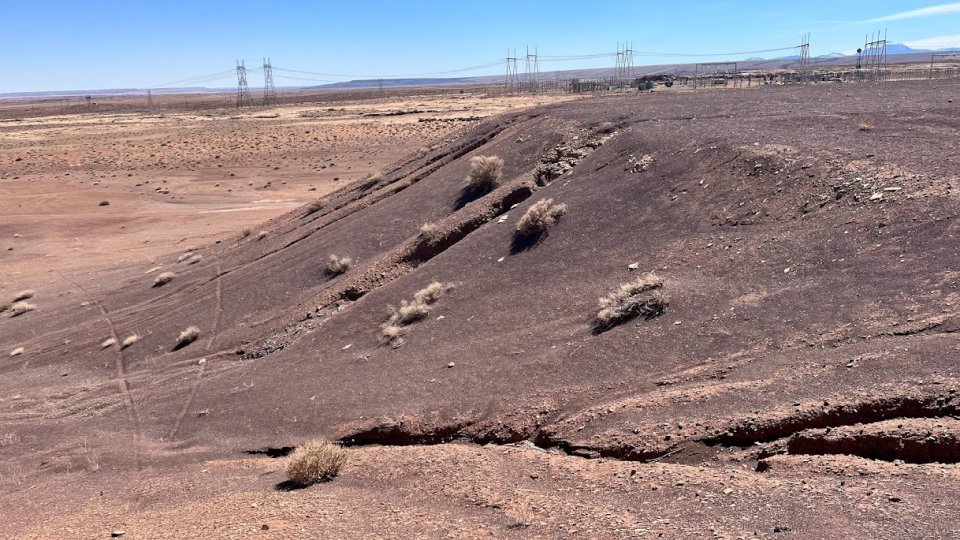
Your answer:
[858,122,872,131]
[144,266,162,275]
[187,254,203,265]
[515,198,568,238]
[594,273,668,331]
[101,337,117,349]
[419,221,439,237]
[121,335,140,349]
[242,228,252,237]
[12,290,34,302]
[382,281,451,347]
[465,155,504,190]
[285,439,348,485]
[174,326,201,350]
[257,231,268,240]
[325,255,352,276]
[9,302,36,317]
[10,347,24,357]
[153,272,175,287]
[176,251,193,263]
[0,303,9,313]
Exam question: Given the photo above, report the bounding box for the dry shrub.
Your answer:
[121,335,140,349]
[594,273,668,331]
[515,198,568,238]
[465,155,504,189]
[285,439,348,485]
[0,303,9,313]
[101,337,117,349]
[153,272,175,287]
[176,251,193,263]
[10,347,24,357]
[174,326,201,350]
[382,281,451,347]
[9,301,36,317]
[858,123,872,131]
[419,221,439,238]
[325,255,352,276]
[187,254,203,265]
[12,290,34,302]
[257,231,268,240]
[242,228,252,237]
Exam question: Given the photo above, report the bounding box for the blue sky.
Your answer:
[3,0,960,93]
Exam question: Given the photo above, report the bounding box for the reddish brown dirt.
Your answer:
[2,80,960,538]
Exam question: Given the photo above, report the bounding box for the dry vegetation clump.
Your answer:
[325,255,352,276]
[174,326,201,350]
[121,335,140,349]
[101,337,117,349]
[515,198,568,238]
[594,273,669,331]
[419,221,438,236]
[858,122,872,131]
[187,254,203,265]
[257,231,268,240]
[382,281,451,347]
[465,155,504,190]
[0,303,9,313]
[176,251,194,263]
[285,439,348,486]
[153,272,175,287]
[12,290,34,302]
[9,301,36,317]
[10,347,24,357]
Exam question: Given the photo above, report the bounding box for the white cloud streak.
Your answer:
[903,33,960,48]
[864,2,960,23]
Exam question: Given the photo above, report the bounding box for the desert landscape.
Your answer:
[2,70,960,539]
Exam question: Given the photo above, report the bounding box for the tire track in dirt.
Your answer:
[166,249,223,441]
[56,270,143,470]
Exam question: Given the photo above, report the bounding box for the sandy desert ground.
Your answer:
[1,80,960,539]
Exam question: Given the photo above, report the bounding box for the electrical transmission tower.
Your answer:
[524,47,539,93]
[797,33,811,82]
[505,50,520,94]
[262,57,277,106]
[861,29,888,82]
[236,60,252,108]
[615,42,634,85]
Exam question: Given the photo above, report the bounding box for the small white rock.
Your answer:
[341,344,352,351]
[447,362,455,368]
[627,263,639,270]
[497,256,505,263]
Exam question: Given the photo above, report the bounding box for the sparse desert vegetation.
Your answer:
[100,337,117,349]
[382,281,450,347]
[176,252,194,263]
[257,231,268,240]
[515,198,568,239]
[858,122,873,131]
[174,326,201,350]
[285,439,348,486]
[9,347,24,357]
[325,255,352,276]
[8,302,36,317]
[153,272,175,287]
[594,273,668,331]
[464,155,504,190]
[121,335,140,349]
